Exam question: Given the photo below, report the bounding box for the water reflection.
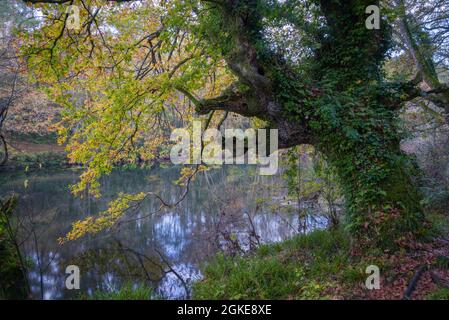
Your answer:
[0,165,326,299]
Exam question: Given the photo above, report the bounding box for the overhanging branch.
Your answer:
[176,84,261,118]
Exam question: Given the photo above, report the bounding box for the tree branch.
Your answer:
[196,89,255,117]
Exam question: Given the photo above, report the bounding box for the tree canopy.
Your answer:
[18,0,449,246]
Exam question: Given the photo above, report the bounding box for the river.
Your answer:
[0,165,326,299]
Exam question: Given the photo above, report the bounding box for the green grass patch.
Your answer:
[9,151,68,169]
[82,283,154,300]
[426,288,449,300]
[193,228,361,300]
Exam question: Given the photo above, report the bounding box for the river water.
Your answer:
[0,165,326,299]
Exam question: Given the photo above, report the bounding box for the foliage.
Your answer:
[271,1,427,245]
[1,0,46,166]
[282,145,342,227]
[418,133,449,213]
[18,0,449,246]
[193,253,300,300]
[426,288,449,300]
[20,0,231,198]
[84,282,153,300]
[195,223,449,300]
[194,228,350,300]
[0,196,29,299]
[59,191,146,242]
[10,151,68,169]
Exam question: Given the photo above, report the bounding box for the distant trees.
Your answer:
[0,0,37,165]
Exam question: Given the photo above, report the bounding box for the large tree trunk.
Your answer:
[311,0,426,245]
[195,0,427,247]
[316,116,426,247]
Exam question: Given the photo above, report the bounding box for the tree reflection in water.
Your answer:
[0,165,327,299]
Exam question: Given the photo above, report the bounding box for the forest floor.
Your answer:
[193,216,449,300]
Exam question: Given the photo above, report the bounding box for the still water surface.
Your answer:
[0,165,325,299]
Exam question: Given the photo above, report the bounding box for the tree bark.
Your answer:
[196,0,427,246]
[395,0,449,123]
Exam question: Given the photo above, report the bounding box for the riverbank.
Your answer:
[1,133,171,172]
[193,222,449,300]
[2,135,449,300]
[0,133,69,171]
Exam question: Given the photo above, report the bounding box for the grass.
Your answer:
[83,283,154,300]
[7,151,69,170]
[193,228,366,300]
[193,211,449,300]
[194,253,300,299]
[426,288,449,300]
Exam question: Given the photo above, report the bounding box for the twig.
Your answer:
[403,265,427,300]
